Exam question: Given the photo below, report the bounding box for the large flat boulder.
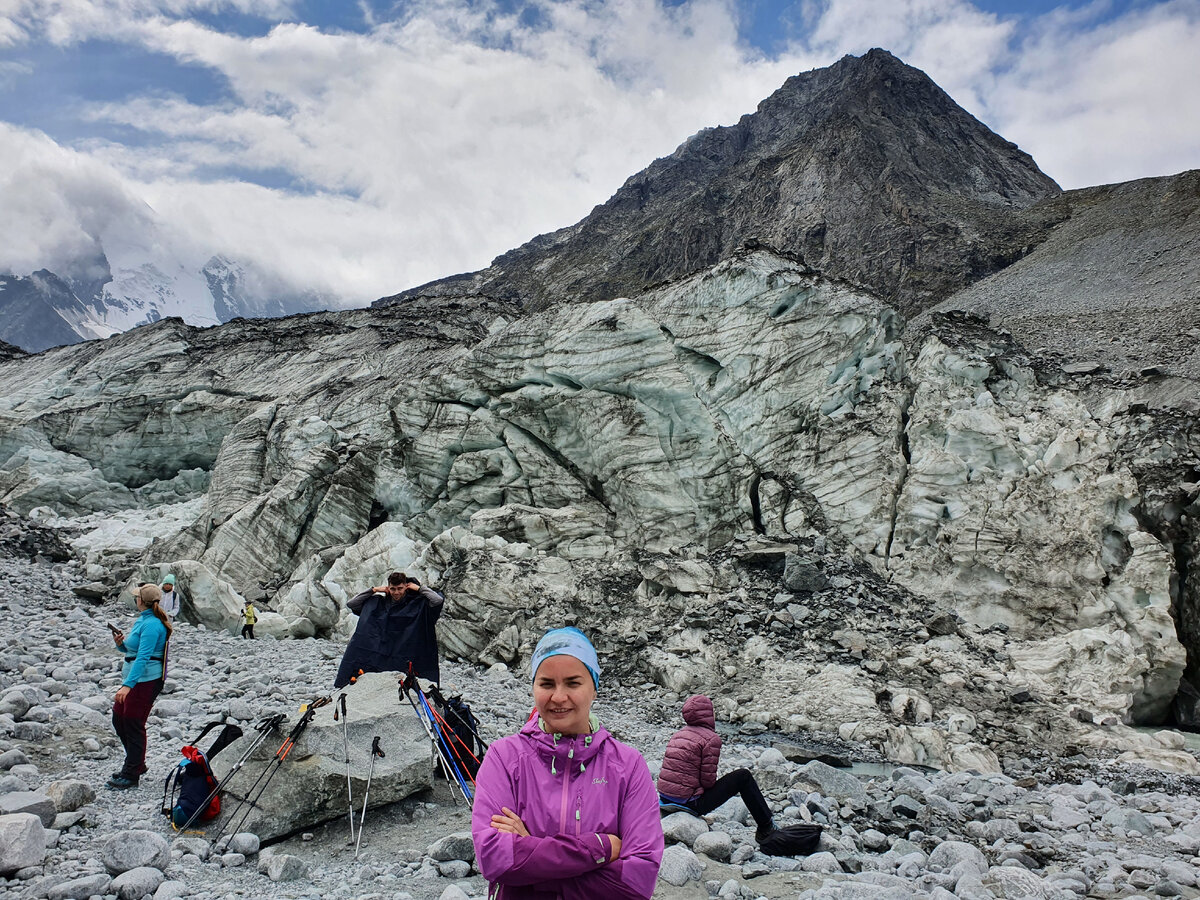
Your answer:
[210,672,432,841]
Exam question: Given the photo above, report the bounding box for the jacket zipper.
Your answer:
[558,738,574,832]
[575,792,583,836]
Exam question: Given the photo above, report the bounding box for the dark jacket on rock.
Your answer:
[656,694,721,801]
[334,585,444,688]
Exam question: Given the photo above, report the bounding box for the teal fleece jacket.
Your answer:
[118,609,168,687]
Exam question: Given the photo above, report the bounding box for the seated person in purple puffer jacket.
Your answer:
[657,694,777,842]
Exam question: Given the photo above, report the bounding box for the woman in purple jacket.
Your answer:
[472,627,664,899]
[657,694,777,842]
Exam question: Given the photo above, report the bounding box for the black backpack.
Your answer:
[431,689,487,777]
[758,823,823,856]
[161,722,243,830]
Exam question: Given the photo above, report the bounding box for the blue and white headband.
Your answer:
[530,627,601,690]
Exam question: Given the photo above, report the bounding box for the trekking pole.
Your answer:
[334,692,355,845]
[417,688,475,800]
[354,736,385,859]
[213,696,330,848]
[178,714,283,833]
[400,675,465,804]
[423,693,484,786]
[412,678,472,802]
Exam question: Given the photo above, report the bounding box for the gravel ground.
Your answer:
[4,552,1200,900]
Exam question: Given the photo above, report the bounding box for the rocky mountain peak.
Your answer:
[380,49,1062,317]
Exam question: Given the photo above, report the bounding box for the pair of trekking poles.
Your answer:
[176,696,333,849]
[400,669,487,805]
[334,691,387,858]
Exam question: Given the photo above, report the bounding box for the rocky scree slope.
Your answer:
[3,549,1200,900]
[925,170,1200,388]
[378,49,1063,320]
[1,250,1198,773]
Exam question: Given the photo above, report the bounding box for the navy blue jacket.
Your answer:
[334,585,444,688]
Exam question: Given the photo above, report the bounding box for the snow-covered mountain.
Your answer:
[0,248,340,353]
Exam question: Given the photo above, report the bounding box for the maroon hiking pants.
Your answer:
[112,679,162,779]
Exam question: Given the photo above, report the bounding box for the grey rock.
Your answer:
[783,553,828,593]
[794,761,867,801]
[860,828,889,851]
[1100,807,1155,836]
[693,830,733,862]
[112,866,165,900]
[264,853,308,882]
[435,859,471,878]
[46,873,114,900]
[427,831,475,863]
[170,836,209,860]
[438,887,471,900]
[982,865,1053,898]
[210,673,430,841]
[800,851,843,874]
[102,829,171,874]
[659,844,705,886]
[153,881,188,900]
[227,832,260,856]
[51,811,86,830]
[929,840,987,874]
[0,748,29,769]
[661,810,710,846]
[741,860,771,878]
[0,790,56,826]
[45,780,95,813]
[0,812,45,874]
[153,699,191,718]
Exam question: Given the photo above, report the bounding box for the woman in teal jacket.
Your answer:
[108,583,171,790]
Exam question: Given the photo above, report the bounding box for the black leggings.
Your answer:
[241,624,255,639]
[684,768,773,831]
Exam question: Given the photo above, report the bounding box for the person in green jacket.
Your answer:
[108,583,171,789]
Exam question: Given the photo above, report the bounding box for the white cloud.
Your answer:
[34,0,806,301]
[0,0,295,47]
[0,124,155,276]
[0,0,1197,310]
[984,0,1200,186]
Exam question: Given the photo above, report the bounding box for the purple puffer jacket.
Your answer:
[656,694,721,801]
[471,716,664,899]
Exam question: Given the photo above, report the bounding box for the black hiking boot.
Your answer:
[106,774,139,790]
[755,821,776,842]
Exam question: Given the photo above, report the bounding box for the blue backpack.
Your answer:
[161,722,243,829]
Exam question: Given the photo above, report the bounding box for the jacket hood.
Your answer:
[682,694,715,728]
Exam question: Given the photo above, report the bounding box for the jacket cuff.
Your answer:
[593,833,612,864]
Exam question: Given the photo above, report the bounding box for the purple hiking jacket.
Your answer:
[471,716,665,899]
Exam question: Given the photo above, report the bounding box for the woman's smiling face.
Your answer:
[533,654,596,736]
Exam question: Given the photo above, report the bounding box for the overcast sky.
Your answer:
[1,0,1197,306]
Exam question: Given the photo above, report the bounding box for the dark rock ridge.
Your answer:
[377,48,1063,318]
[0,270,101,354]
